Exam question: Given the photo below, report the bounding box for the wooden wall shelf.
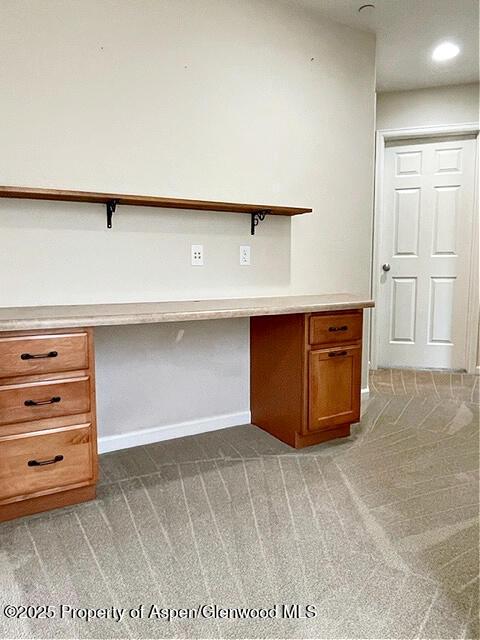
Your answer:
[0,186,312,234]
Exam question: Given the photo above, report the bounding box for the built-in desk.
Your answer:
[0,294,373,521]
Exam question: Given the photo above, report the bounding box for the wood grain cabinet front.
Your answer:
[308,344,361,431]
[0,332,88,378]
[251,310,364,448]
[309,311,362,346]
[0,424,94,503]
[0,327,97,522]
[0,376,91,425]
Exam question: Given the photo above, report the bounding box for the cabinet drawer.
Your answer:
[309,344,361,432]
[0,377,90,425]
[0,333,88,379]
[309,313,362,346]
[0,424,94,502]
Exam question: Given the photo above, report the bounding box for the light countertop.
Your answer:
[0,294,374,331]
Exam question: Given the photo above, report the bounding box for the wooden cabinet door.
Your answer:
[308,344,361,431]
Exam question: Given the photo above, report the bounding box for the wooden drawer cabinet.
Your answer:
[0,376,90,425]
[0,424,94,502]
[251,310,363,448]
[309,344,361,431]
[0,332,88,378]
[0,328,97,522]
[309,311,362,346]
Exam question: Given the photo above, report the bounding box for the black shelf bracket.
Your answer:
[106,199,118,229]
[251,210,269,235]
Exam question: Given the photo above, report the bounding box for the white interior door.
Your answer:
[376,135,477,370]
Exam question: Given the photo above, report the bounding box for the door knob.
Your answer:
[382,263,391,272]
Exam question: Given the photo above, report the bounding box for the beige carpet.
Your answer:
[1,369,478,639]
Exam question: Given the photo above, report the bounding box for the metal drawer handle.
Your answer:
[328,350,348,357]
[28,455,64,467]
[21,351,58,360]
[328,325,348,332]
[24,396,61,407]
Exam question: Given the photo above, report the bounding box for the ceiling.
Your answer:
[289,0,479,91]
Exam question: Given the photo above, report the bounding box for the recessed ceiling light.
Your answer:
[432,42,460,62]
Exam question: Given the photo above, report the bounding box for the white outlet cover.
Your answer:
[191,244,204,266]
[240,245,251,266]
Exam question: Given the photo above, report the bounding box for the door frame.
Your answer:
[371,122,480,373]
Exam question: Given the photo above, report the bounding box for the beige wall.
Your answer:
[0,0,376,447]
[376,83,479,130]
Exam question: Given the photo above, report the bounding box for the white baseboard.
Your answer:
[361,387,370,414]
[98,410,251,454]
[100,388,373,454]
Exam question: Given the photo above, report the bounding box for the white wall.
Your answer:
[0,0,376,447]
[95,320,250,451]
[376,83,479,130]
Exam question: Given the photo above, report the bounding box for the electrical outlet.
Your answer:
[240,245,251,266]
[191,244,204,266]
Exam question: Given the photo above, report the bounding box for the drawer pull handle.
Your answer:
[28,455,64,467]
[24,396,61,407]
[21,351,58,360]
[328,326,348,332]
[328,350,348,357]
